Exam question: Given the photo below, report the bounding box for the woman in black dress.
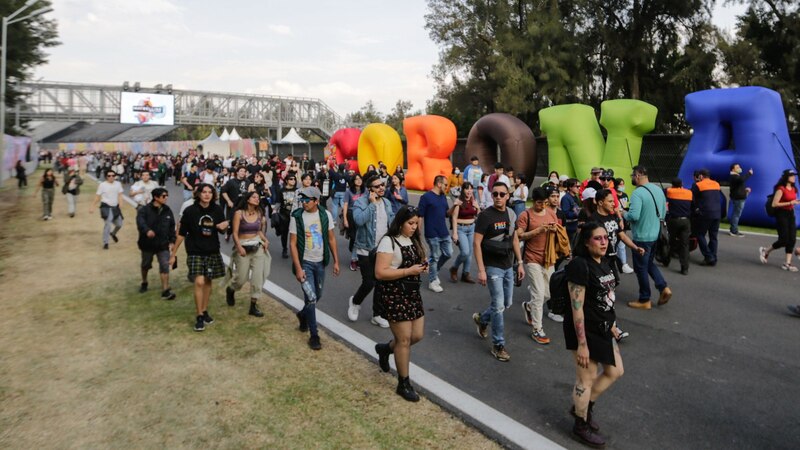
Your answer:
[564,222,624,448]
[373,205,428,402]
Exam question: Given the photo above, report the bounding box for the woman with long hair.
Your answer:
[249,171,271,211]
[373,205,429,402]
[225,191,270,317]
[343,173,366,271]
[35,168,59,220]
[170,183,229,332]
[386,174,408,214]
[275,174,298,259]
[449,181,480,283]
[564,222,623,448]
[760,169,800,271]
[511,174,529,217]
[394,164,405,183]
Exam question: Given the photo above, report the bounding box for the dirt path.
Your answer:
[0,177,499,449]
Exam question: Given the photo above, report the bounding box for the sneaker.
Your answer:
[472,313,488,338]
[491,344,510,362]
[308,335,322,350]
[349,260,358,271]
[193,315,205,332]
[110,232,119,243]
[736,232,745,238]
[787,305,800,317]
[202,311,214,325]
[522,301,533,325]
[371,315,390,328]
[281,248,289,259]
[226,286,235,306]
[615,328,630,342]
[548,312,564,323]
[428,279,444,293]
[347,296,360,322]
[621,264,634,274]
[759,246,769,264]
[531,329,551,345]
[296,311,308,332]
[139,282,148,293]
[728,230,737,237]
[103,243,109,250]
[161,289,176,300]
[781,263,799,272]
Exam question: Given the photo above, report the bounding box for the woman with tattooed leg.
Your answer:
[564,222,623,448]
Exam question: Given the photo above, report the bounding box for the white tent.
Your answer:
[279,128,307,144]
[200,128,229,157]
[228,127,242,141]
[219,128,230,141]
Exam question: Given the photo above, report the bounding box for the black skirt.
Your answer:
[563,317,616,366]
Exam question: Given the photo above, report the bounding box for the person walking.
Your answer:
[347,175,396,328]
[225,191,271,317]
[625,166,672,309]
[449,182,480,283]
[665,178,693,275]
[517,188,560,345]
[342,174,366,271]
[561,179,581,244]
[15,160,27,188]
[446,166,463,199]
[760,169,800,271]
[135,187,177,299]
[373,205,429,402]
[62,167,83,218]
[386,174,409,215]
[35,168,58,220]
[290,186,340,350]
[329,163,348,222]
[274,174,298,259]
[170,183,229,332]
[463,155,483,191]
[511,175,529,217]
[691,169,722,266]
[221,166,251,238]
[130,170,159,209]
[418,175,452,293]
[564,222,624,448]
[471,181,525,362]
[90,170,124,249]
[728,163,753,237]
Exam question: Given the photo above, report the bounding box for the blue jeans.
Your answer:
[300,261,325,336]
[632,240,667,301]
[512,201,527,218]
[479,266,514,346]
[694,218,720,263]
[426,236,453,283]
[730,199,746,234]
[183,189,193,201]
[453,223,475,275]
[330,191,345,224]
[616,240,627,265]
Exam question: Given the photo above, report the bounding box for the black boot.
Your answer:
[249,301,264,317]
[226,287,235,306]
[375,342,393,373]
[570,401,599,431]
[281,248,289,259]
[572,416,605,448]
[395,376,420,402]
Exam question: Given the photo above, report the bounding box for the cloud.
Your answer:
[267,24,292,36]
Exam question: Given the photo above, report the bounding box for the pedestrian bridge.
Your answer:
[15,81,346,139]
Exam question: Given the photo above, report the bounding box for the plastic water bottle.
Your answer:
[301,280,317,303]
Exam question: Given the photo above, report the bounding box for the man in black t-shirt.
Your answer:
[471,181,524,362]
[592,189,644,270]
[221,166,250,227]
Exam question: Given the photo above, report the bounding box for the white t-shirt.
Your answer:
[96,181,124,206]
[130,180,159,206]
[357,199,389,256]
[289,209,335,263]
[377,235,414,269]
[179,198,194,217]
[200,171,216,185]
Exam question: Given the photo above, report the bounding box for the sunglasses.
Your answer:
[591,235,609,243]
[406,205,419,214]
[299,197,317,203]
[491,191,508,198]
[371,183,385,189]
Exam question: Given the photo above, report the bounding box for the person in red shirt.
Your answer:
[760,169,800,271]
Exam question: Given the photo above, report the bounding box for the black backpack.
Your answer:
[547,266,570,316]
[765,194,776,217]
[368,236,398,274]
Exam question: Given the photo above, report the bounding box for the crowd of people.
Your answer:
[27,147,800,448]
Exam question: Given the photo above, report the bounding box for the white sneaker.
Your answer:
[347,296,360,322]
[547,312,564,323]
[621,264,634,274]
[428,279,444,293]
[371,315,390,328]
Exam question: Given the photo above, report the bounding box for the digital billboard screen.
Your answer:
[119,92,175,125]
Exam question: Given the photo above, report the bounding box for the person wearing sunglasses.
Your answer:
[91,169,125,250]
[347,175,396,328]
[563,222,624,448]
[135,188,177,300]
[471,182,525,362]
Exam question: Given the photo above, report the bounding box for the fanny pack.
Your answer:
[240,237,262,253]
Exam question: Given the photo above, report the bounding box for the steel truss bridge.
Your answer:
[15,81,348,139]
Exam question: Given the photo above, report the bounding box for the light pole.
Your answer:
[1,0,52,179]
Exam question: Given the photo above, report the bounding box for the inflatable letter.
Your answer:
[357,123,403,177]
[678,87,796,227]
[403,115,457,191]
[464,113,537,185]
[329,128,361,172]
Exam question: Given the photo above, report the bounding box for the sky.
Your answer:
[33,0,747,119]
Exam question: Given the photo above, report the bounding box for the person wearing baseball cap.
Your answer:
[580,167,604,195]
[760,168,800,271]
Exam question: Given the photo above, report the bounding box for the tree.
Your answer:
[345,100,384,124]
[0,0,59,133]
[384,99,415,138]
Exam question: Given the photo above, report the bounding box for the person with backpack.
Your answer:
[759,169,800,271]
[373,206,429,402]
[471,181,524,362]
[563,222,624,449]
[289,186,340,350]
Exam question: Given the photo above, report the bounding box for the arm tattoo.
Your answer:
[575,319,586,344]
[575,383,586,397]
[569,282,584,311]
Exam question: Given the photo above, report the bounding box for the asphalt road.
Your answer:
[152,179,800,449]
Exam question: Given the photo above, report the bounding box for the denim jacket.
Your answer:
[352,195,396,251]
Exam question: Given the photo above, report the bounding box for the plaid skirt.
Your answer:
[187,254,226,280]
